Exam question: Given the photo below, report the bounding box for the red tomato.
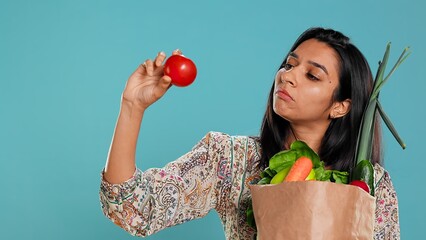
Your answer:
[163,55,197,87]
[349,180,370,193]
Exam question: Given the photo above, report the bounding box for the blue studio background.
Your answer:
[1,0,424,239]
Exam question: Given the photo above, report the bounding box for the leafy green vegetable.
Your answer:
[314,164,331,181]
[257,176,272,185]
[263,140,348,184]
[354,43,409,166]
[246,207,255,228]
[263,167,277,178]
[268,140,323,174]
[246,199,256,229]
[268,149,297,173]
[331,170,349,184]
[352,43,409,196]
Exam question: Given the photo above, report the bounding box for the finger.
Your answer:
[172,49,182,56]
[159,75,172,89]
[145,59,154,76]
[154,75,172,98]
[155,51,166,67]
[133,62,147,76]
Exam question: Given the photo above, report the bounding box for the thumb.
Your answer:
[160,75,172,88]
[159,75,172,89]
[154,75,172,97]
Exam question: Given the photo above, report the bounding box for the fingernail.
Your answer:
[159,51,165,56]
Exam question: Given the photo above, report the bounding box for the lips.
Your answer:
[276,88,294,101]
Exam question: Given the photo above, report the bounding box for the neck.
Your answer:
[286,121,331,154]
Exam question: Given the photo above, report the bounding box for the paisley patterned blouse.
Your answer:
[99,132,400,239]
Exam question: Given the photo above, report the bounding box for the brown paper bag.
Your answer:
[250,181,375,240]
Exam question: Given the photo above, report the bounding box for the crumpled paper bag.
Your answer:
[249,181,375,240]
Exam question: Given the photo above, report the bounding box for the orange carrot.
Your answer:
[284,156,313,182]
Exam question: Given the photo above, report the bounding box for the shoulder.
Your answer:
[373,163,399,206]
[373,163,386,188]
[373,163,395,190]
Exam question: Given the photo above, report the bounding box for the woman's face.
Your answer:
[273,39,341,125]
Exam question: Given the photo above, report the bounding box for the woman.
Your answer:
[100,27,400,239]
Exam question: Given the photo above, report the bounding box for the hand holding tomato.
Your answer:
[122,49,197,111]
[122,51,175,110]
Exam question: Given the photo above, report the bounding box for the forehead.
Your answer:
[292,39,340,74]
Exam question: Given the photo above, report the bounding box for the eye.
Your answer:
[282,63,294,71]
[307,72,320,81]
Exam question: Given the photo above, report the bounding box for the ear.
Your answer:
[330,99,351,119]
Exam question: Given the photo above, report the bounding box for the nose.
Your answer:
[280,69,297,87]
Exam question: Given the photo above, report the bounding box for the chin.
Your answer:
[273,108,291,122]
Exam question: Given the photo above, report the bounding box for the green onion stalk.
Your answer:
[352,43,410,196]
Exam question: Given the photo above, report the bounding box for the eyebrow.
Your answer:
[288,52,299,59]
[288,52,329,75]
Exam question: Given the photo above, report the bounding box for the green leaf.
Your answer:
[246,203,256,229]
[354,44,409,166]
[268,149,297,172]
[260,170,266,179]
[262,167,277,178]
[257,176,272,185]
[371,43,391,98]
[332,171,350,184]
[377,100,406,149]
[355,101,378,165]
[314,164,331,181]
[313,165,349,183]
[376,47,411,94]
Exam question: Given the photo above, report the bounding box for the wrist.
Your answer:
[121,97,147,113]
[120,98,146,118]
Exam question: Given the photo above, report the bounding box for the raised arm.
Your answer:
[103,50,180,184]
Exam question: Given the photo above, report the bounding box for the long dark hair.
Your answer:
[259,27,382,172]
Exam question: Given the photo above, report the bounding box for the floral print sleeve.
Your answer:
[99,132,226,237]
[374,164,401,240]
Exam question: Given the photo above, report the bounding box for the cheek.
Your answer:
[300,85,334,107]
[274,74,280,89]
[308,87,325,97]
